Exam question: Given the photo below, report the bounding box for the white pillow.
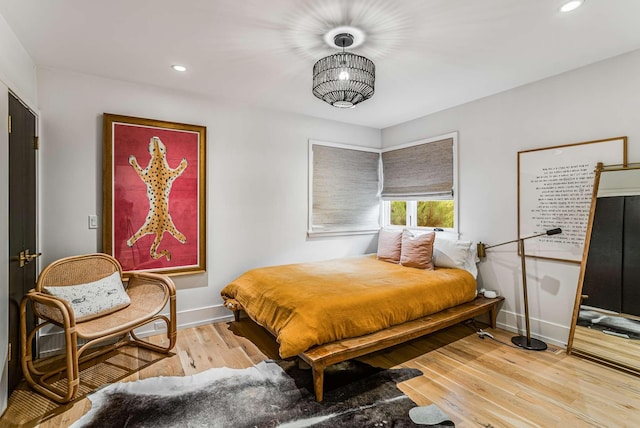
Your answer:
[433,238,478,278]
[44,271,131,322]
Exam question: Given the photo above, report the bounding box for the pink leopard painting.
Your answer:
[104,114,206,275]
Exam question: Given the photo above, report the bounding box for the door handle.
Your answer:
[19,249,41,268]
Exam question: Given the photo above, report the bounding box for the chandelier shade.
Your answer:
[312,35,375,108]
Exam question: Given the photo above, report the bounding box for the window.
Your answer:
[417,200,454,228]
[390,201,406,225]
[384,199,454,229]
[308,132,458,236]
[308,140,381,236]
[381,133,458,232]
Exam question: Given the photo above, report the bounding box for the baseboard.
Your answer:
[37,305,570,357]
[38,303,234,358]
[496,309,569,349]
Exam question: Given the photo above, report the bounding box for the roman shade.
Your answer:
[381,137,453,200]
[309,142,380,235]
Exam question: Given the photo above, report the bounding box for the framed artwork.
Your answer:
[103,113,206,276]
[518,136,627,263]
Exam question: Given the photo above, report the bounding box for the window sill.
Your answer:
[307,229,380,238]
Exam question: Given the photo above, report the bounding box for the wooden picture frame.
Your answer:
[518,136,627,263]
[103,113,206,276]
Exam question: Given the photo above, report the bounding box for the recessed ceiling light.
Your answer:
[172,64,187,72]
[560,0,584,13]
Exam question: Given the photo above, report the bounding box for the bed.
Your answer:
[221,232,504,401]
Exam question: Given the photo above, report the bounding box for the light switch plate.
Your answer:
[89,215,98,229]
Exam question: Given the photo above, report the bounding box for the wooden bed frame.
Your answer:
[231,295,504,401]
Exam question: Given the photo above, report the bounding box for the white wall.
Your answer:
[36,67,381,337]
[0,13,37,107]
[0,15,37,414]
[382,49,640,346]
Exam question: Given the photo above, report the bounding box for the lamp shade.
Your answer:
[312,51,375,108]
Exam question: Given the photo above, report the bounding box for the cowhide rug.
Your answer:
[72,360,424,427]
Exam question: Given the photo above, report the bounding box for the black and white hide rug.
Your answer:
[72,360,427,427]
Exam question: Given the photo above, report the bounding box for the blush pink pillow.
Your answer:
[400,230,435,270]
[377,228,403,263]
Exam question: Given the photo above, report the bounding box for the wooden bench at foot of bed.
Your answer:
[298,295,504,402]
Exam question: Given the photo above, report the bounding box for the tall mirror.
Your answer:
[568,163,640,374]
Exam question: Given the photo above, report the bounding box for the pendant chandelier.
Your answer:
[312,33,375,108]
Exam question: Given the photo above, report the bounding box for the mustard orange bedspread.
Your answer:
[221,255,476,358]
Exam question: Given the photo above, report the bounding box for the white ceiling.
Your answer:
[2,0,640,129]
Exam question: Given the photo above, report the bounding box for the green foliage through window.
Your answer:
[390,201,406,225]
[417,200,454,228]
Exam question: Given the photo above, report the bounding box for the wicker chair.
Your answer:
[20,253,177,403]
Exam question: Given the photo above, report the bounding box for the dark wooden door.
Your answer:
[8,92,38,394]
[623,195,640,316]
[582,196,624,312]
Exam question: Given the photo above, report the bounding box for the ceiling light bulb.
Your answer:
[560,0,584,13]
[338,70,350,81]
[172,65,187,72]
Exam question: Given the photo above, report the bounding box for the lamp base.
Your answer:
[511,335,547,351]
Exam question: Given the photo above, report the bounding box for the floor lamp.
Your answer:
[477,228,562,351]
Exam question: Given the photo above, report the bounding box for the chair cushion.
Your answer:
[44,271,131,322]
[75,281,169,339]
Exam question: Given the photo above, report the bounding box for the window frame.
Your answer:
[308,139,382,237]
[381,132,459,235]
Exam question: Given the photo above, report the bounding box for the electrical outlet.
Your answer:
[88,215,98,229]
[154,321,165,330]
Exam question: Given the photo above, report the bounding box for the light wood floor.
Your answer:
[572,324,640,374]
[2,319,640,427]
